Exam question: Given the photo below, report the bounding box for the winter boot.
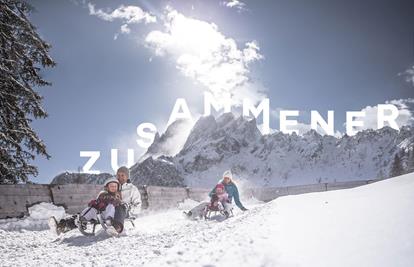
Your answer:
[48,216,76,235]
[113,220,124,234]
[223,210,230,218]
[105,216,114,226]
[75,215,89,230]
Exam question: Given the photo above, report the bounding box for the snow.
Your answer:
[147,113,414,188]
[0,202,66,232]
[58,114,413,188]
[177,198,201,210]
[1,173,413,266]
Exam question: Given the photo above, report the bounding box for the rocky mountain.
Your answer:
[130,156,184,187]
[140,118,193,161]
[129,112,414,188]
[52,112,414,188]
[50,172,112,185]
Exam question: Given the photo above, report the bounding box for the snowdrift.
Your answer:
[0,202,66,232]
[1,173,413,267]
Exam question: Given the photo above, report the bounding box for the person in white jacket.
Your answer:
[113,166,141,230]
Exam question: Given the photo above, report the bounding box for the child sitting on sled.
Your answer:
[184,183,231,220]
[205,183,232,218]
[49,177,123,235]
[209,183,229,209]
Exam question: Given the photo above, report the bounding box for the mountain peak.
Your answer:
[216,112,236,128]
[53,114,414,189]
[182,115,217,151]
[141,118,193,161]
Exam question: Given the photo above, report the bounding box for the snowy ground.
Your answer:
[1,173,413,267]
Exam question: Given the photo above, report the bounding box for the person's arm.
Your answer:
[95,190,106,200]
[130,185,142,207]
[233,185,247,211]
[89,191,108,210]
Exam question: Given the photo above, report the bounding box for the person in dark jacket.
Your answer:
[209,170,248,211]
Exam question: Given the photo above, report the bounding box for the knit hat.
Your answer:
[117,166,130,178]
[222,170,233,180]
[215,183,225,191]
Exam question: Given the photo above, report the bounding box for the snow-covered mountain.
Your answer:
[140,118,194,161]
[52,112,414,188]
[128,112,414,188]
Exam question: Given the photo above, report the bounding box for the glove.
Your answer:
[88,199,98,207]
[88,199,106,211]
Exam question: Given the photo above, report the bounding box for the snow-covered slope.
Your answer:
[2,172,413,266]
[147,172,414,267]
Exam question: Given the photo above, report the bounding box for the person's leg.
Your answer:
[102,204,115,220]
[113,204,127,233]
[54,206,99,234]
[80,207,98,221]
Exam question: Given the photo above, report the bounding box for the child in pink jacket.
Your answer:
[209,183,229,210]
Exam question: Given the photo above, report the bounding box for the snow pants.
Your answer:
[81,204,115,221]
[114,204,127,227]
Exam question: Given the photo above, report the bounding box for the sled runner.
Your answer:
[76,211,112,236]
[48,213,119,237]
[76,203,138,236]
[203,201,233,220]
[75,207,118,237]
[49,203,138,237]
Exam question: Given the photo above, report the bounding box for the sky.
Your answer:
[27,0,414,183]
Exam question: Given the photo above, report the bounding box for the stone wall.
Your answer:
[0,179,377,219]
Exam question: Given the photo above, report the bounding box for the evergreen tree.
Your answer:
[0,0,55,184]
[389,153,404,178]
